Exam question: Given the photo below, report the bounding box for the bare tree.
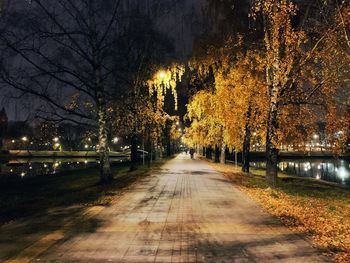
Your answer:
[0,0,124,182]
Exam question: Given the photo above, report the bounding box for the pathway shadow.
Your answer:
[0,205,105,261]
[187,232,329,262]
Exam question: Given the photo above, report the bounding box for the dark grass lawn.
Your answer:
[0,161,163,225]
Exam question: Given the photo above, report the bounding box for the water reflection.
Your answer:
[0,157,128,181]
[250,159,350,186]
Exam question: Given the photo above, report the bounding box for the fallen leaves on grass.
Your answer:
[210,162,350,263]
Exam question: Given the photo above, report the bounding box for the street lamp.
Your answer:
[22,136,28,142]
[112,137,119,144]
[159,70,166,80]
[53,137,59,142]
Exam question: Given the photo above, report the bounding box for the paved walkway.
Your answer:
[33,154,328,262]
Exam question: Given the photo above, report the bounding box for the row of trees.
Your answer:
[0,0,183,182]
[185,0,349,186]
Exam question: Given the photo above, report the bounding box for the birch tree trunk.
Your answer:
[220,143,226,164]
[146,131,152,168]
[242,102,252,173]
[265,83,279,186]
[97,102,112,183]
[263,10,281,187]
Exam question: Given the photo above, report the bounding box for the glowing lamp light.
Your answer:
[84,144,89,149]
[112,137,119,144]
[159,71,166,79]
[22,136,28,142]
[53,137,59,142]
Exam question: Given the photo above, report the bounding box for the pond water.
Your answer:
[250,159,350,186]
[0,157,128,181]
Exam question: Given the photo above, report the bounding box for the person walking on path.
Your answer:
[189,148,195,159]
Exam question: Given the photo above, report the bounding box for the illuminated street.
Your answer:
[0,1,349,262]
[15,154,327,263]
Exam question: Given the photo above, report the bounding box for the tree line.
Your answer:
[184,0,349,186]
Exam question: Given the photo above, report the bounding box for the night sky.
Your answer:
[0,0,207,121]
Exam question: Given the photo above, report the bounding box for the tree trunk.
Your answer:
[242,103,252,173]
[146,133,152,168]
[242,130,251,173]
[214,145,220,163]
[220,143,226,164]
[266,85,279,186]
[166,139,171,157]
[147,147,152,168]
[165,120,171,157]
[97,104,112,183]
[159,142,163,159]
[205,147,211,159]
[130,134,138,171]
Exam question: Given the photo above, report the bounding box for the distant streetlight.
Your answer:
[84,144,89,149]
[11,140,15,143]
[313,134,319,140]
[159,70,166,80]
[112,137,119,144]
[22,136,28,142]
[178,128,182,132]
[53,137,59,142]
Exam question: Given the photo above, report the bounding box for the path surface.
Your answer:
[34,154,328,262]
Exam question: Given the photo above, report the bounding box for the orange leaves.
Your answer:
[147,64,185,111]
[212,162,350,262]
[186,44,270,150]
[186,90,223,147]
[243,185,350,262]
